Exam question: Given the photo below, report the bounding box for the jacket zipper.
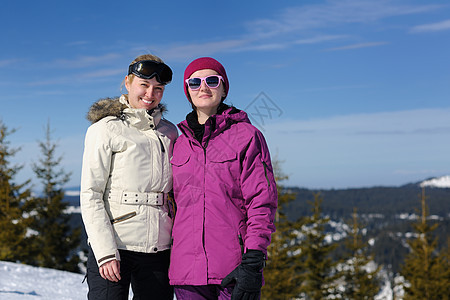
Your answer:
[202,136,211,265]
[151,120,165,152]
[111,211,137,224]
[181,122,211,260]
[156,135,165,153]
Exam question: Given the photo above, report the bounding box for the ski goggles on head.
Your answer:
[128,60,173,84]
[185,75,223,90]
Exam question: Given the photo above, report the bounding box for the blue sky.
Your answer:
[1,0,449,190]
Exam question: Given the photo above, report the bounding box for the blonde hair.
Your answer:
[130,54,163,65]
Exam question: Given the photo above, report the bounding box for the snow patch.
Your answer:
[64,206,81,214]
[0,260,88,300]
[420,175,450,188]
[0,261,136,299]
[65,190,80,196]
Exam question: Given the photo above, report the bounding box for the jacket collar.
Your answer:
[178,105,251,144]
[119,95,162,130]
[86,95,163,130]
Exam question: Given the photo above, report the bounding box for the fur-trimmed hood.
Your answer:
[86,95,167,124]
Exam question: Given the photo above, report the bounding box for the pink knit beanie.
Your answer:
[183,57,229,101]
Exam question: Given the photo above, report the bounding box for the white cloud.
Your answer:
[0,59,20,68]
[245,0,443,39]
[230,43,289,52]
[325,42,388,51]
[158,34,344,59]
[65,40,90,46]
[53,53,122,68]
[300,84,370,92]
[81,68,123,78]
[410,19,450,33]
[294,35,348,45]
[140,1,444,60]
[27,67,123,86]
[157,40,247,61]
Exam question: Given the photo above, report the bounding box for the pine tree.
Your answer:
[340,207,381,299]
[297,193,339,299]
[0,120,34,262]
[441,237,450,297]
[27,121,81,272]
[262,159,302,300]
[400,187,450,299]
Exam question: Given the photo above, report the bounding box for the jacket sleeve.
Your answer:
[80,121,120,266]
[240,128,278,255]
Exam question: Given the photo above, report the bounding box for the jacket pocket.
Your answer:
[170,152,190,167]
[208,149,237,163]
[171,152,193,192]
[208,151,239,184]
[110,211,137,224]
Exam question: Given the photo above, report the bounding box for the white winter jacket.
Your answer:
[80,95,178,266]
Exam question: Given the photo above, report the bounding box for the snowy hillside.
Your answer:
[0,261,138,299]
[0,261,88,299]
[0,260,400,300]
[420,175,450,188]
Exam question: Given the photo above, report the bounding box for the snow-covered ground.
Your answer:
[0,261,88,299]
[0,261,140,299]
[1,260,400,300]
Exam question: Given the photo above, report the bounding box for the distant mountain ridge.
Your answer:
[285,176,450,220]
[63,175,449,275]
[63,175,450,201]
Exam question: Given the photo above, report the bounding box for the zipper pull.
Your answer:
[239,234,244,255]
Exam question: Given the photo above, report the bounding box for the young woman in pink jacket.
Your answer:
[169,57,278,300]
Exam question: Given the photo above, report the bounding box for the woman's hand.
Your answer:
[99,259,121,282]
[221,250,265,300]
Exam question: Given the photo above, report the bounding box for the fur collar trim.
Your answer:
[86,95,167,124]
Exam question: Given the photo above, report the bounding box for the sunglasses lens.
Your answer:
[205,76,220,88]
[188,78,202,90]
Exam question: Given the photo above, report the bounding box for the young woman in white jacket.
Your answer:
[80,54,177,300]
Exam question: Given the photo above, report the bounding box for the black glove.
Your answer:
[221,250,265,300]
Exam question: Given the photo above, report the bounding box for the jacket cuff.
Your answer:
[244,237,270,256]
[98,250,121,267]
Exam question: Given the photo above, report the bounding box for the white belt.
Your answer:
[121,191,167,206]
[105,190,167,206]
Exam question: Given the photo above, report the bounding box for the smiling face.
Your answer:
[125,75,165,110]
[187,69,226,115]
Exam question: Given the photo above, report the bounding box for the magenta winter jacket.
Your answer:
[169,107,277,286]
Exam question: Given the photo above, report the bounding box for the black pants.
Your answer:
[86,247,173,300]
